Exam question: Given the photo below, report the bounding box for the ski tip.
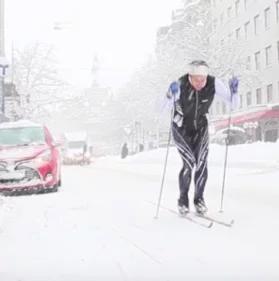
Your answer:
[208,221,214,228]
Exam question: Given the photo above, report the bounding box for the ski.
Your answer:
[147,201,213,228]
[195,213,234,227]
[168,208,213,228]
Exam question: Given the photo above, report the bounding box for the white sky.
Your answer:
[5,0,182,90]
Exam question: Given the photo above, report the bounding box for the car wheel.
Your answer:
[51,185,58,192]
[57,173,62,187]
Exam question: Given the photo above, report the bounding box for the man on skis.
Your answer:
[167,60,239,215]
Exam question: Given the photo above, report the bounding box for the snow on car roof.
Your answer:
[215,125,246,135]
[0,119,43,129]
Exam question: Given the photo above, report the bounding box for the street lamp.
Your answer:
[0,56,9,114]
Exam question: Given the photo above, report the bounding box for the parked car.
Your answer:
[0,120,61,195]
[62,131,91,165]
[210,126,247,145]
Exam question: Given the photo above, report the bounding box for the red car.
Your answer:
[0,120,61,195]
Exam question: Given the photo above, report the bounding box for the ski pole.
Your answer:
[219,109,232,213]
[154,100,174,219]
[219,75,239,212]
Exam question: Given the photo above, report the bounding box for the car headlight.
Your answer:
[34,149,52,165]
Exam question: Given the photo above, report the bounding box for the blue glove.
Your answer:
[169,81,180,95]
[229,76,239,95]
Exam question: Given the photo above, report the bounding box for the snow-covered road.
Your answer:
[0,143,279,281]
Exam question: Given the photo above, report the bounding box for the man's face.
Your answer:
[189,75,207,91]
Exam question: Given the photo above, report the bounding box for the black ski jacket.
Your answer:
[174,74,215,132]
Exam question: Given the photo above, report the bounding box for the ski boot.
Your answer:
[178,205,189,217]
[194,198,208,215]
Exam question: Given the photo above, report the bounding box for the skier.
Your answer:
[121,142,129,159]
[167,60,239,215]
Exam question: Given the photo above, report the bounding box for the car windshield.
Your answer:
[68,141,85,149]
[0,126,46,146]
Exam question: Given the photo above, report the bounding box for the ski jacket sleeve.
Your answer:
[215,78,239,110]
[155,82,181,113]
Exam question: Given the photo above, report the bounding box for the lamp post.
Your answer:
[0,56,9,114]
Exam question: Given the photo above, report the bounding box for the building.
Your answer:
[209,0,279,141]
[0,0,4,56]
[0,0,5,120]
[4,83,22,121]
[0,0,23,121]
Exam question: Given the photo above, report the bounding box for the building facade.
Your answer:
[209,0,279,141]
[0,0,4,56]
[0,0,22,121]
[4,83,22,121]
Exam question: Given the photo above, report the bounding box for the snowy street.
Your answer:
[2,0,279,280]
[0,143,279,281]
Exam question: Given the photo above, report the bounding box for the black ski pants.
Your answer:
[172,123,209,207]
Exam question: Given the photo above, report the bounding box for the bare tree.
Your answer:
[13,43,69,120]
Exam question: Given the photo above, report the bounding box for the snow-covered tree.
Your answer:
[117,0,259,136]
[156,0,259,86]
[13,43,69,121]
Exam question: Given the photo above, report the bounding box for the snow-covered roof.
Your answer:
[0,119,42,129]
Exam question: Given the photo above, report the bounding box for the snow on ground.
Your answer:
[0,142,279,281]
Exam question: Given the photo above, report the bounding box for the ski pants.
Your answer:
[172,123,209,207]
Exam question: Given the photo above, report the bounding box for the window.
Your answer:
[244,0,248,10]
[222,102,226,114]
[256,88,262,104]
[254,15,260,35]
[239,95,243,108]
[276,1,279,23]
[216,102,220,115]
[246,56,251,70]
[244,21,250,39]
[227,6,232,18]
[0,127,45,146]
[213,18,218,31]
[216,101,220,115]
[264,7,271,30]
[235,0,240,16]
[246,92,252,106]
[265,45,272,66]
[255,51,261,70]
[267,84,273,103]
[220,13,224,25]
[236,27,241,39]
